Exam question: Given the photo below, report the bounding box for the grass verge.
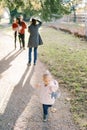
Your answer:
[39,27,87,130]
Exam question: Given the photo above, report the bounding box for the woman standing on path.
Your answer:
[27,18,43,66]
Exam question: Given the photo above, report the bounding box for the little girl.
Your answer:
[36,71,60,122]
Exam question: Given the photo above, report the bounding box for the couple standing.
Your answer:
[12,15,27,49]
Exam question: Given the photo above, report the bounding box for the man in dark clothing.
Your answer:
[12,17,18,49]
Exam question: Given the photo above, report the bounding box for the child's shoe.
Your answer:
[43,114,48,122]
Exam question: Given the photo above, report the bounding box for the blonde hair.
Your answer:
[43,70,52,79]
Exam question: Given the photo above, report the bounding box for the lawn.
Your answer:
[39,27,87,130]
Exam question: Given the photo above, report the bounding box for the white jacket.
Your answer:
[38,80,59,105]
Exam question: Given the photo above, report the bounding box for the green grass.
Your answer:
[39,27,87,130]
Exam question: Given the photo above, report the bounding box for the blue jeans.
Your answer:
[43,104,52,115]
[28,47,37,64]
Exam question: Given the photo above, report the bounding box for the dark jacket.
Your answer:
[28,21,43,47]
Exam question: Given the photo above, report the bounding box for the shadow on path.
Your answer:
[0,65,35,130]
[0,49,23,77]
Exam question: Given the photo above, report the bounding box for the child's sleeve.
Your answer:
[50,80,59,92]
[51,80,61,99]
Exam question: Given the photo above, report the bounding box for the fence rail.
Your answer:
[63,13,87,23]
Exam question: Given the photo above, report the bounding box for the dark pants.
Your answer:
[43,104,52,115]
[14,31,17,48]
[18,33,25,48]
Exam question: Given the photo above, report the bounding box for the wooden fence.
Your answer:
[62,13,87,23]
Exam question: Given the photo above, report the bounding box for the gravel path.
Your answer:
[0,28,79,130]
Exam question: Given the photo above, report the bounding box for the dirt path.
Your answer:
[0,28,79,130]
